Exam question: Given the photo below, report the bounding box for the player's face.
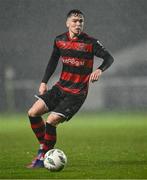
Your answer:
[66,15,84,36]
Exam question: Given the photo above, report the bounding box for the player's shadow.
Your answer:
[99,160,147,165]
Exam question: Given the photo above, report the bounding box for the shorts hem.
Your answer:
[50,111,66,118]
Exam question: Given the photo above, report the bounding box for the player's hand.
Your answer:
[39,82,48,95]
[89,69,102,83]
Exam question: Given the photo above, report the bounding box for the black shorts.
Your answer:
[35,86,87,121]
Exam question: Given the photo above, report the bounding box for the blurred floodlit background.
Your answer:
[0,0,147,112]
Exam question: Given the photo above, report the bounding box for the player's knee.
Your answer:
[28,108,38,117]
[46,113,65,126]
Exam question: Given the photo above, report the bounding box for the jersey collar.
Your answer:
[66,32,83,41]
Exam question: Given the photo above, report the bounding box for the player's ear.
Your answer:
[66,19,69,28]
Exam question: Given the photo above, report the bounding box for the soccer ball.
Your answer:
[44,149,67,171]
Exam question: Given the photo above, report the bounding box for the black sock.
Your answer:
[28,116,45,144]
[43,122,57,156]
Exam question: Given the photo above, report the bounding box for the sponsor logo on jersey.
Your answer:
[62,58,85,66]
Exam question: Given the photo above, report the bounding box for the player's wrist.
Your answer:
[96,69,102,74]
[97,67,104,72]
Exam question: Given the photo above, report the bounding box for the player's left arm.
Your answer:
[89,40,114,83]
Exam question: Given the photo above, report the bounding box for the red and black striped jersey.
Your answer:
[42,32,114,95]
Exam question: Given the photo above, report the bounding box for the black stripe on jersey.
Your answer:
[62,64,92,75]
[60,49,94,60]
[59,79,87,89]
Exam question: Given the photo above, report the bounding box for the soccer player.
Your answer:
[27,9,114,168]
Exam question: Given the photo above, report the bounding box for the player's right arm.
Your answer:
[39,39,60,95]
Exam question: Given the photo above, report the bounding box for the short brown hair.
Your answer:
[67,9,84,19]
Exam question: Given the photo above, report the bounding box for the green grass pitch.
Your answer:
[0,112,147,179]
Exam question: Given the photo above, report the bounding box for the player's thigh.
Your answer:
[28,99,48,117]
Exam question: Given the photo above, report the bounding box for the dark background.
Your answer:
[0,0,147,111]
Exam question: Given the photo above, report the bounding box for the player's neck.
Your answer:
[68,31,80,39]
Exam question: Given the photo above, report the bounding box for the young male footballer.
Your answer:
[27,9,114,168]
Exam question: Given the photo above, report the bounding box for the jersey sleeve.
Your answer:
[93,39,114,72]
[41,39,60,83]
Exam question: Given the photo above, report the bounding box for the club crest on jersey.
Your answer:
[78,43,86,51]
